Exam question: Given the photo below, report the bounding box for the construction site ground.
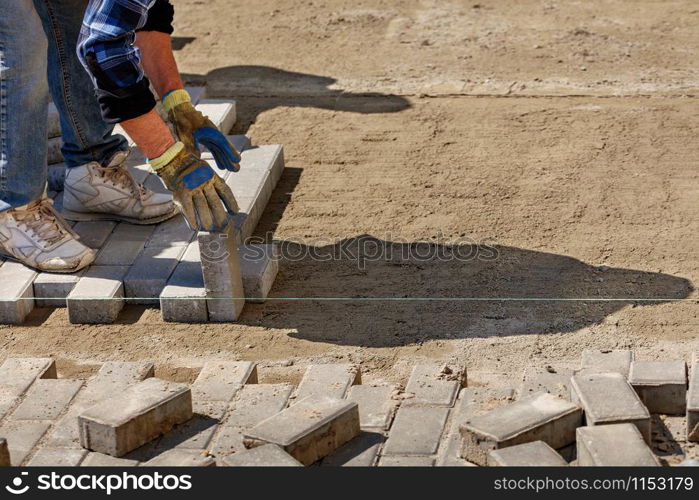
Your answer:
[1,0,697,397]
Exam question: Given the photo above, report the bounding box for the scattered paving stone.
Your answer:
[346,385,396,430]
[579,349,634,377]
[221,444,302,467]
[459,391,582,466]
[142,449,215,467]
[629,361,687,415]
[10,379,82,421]
[403,364,462,407]
[576,423,659,466]
[0,358,56,418]
[570,371,651,443]
[379,456,435,466]
[148,401,228,453]
[244,396,360,465]
[294,364,359,401]
[0,438,9,466]
[79,378,193,457]
[28,448,87,467]
[81,452,139,467]
[0,422,51,465]
[191,361,257,402]
[321,431,384,467]
[210,426,246,460]
[488,441,568,466]
[383,406,449,456]
[226,384,293,429]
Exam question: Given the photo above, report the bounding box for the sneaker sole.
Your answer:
[60,206,179,225]
[0,250,94,274]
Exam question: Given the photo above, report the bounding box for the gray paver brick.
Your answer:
[383,406,449,456]
[221,443,302,467]
[688,356,699,442]
[82,452,139,467]
[0,421,51,465]
[151,401,227,452]
[79,378,193,457]
[145,215,195,248]
[0,262,37,324]
[95,224,155,266]
[191,361,257,402]
[46,362,154,448]
[240,244,278,303]
[488,441,568,466]
[576,423,659,466]
[321,431,383,467]
[33,271,83,307]
[580,349,634,377]
[346,385,396,430]
[67,266,128,324]
[11,379,82,421]
[570,372,651,442]
[404,364,461,407]
[160,242,207,322]
[226,384,293,429]
[435,433,477,467]
[244,395,360,465]
[28,448,87,467]
[142,449,215,467]
[628,361,687,415]
[72,221,117,249]
[379,456,435,466]
[124,245,185,305]
[198,224,245,321]
[210,426,246,460]
[459,391,582,466]
[294,364,359,401]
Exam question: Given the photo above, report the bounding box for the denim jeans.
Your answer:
[0,0,127,212]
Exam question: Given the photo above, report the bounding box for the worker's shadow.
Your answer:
[181,65,411,127]
[242,235,693,346]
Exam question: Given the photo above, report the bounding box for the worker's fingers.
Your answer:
[177,194,199,232]
[193,192,214,231]
[204,185,229,231]
[214,177,239,215]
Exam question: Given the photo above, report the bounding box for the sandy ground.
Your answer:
[1,0,698,391]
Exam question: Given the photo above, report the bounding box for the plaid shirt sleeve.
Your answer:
[77,0,159,123]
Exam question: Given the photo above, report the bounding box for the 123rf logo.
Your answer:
[5,471,193,495]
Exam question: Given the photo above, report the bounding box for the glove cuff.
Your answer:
[162,89,191,113]
[149,141,185,171]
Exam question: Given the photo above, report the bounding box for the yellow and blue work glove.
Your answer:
[162,89,241,172]
[150,142,238,232]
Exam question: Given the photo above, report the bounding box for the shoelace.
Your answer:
[99,163,147,198]
[13,198,69,246]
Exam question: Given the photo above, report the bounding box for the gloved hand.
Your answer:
[162,89,241,172]
[150,142,238,232]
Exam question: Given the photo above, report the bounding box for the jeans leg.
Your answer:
[0,0,49,212]
[33,0,127,168]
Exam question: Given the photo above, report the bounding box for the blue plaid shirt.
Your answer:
[77,0,172,122]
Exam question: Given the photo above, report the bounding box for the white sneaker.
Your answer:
[62,150,178,225]
[0,195,95,273]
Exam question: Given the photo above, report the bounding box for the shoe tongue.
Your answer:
[106,150,130,168]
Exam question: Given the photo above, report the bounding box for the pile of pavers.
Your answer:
[0,88,282,325]
[0,350,696,466]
